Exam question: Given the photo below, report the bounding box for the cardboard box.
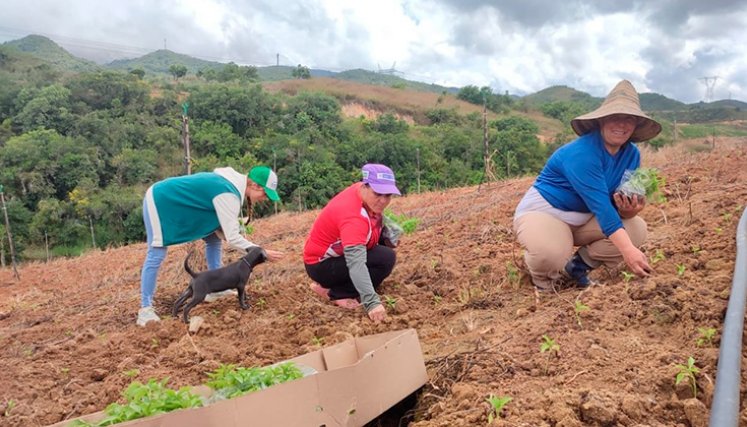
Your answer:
[50,328,428,427]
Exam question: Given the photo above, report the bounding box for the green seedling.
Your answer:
[676,263,686,277]
[243,223,255,236]
[619,167,666,203]
[621,271,635,283]
[256,298,267,310]
[540,335,560,375]
[384,210,419,234]
[715,227,723,235]
[506,262,520,288]
[150,338,159,349]
[675,356,700,398]
[311,336,325,347]
[60,367,70,377]
[206,362,303,399]
[573,300,590,327]
[696,327,717,347]
[690,245,701,254]
[650,249,665,264]
[122,369,139,378]
[540,335,560,354]
[287,313,296,320]
[72,378,203,426]
[722,212,733,222]
[433,294,443,305]
[486,394,512,423]
[4,399,15,417]
[384,295,397,310]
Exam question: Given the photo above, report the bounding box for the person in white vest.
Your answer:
[137,165,284,326]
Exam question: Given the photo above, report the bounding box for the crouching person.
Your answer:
[513,80,658,292]
[303,164,400,323]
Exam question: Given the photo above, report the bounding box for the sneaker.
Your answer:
[204,289,238,302]
[563,253,594,289]
[136,306,161,326]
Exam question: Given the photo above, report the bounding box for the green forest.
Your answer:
[1,40,743,262]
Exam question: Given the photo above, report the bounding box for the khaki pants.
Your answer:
[513,213,647,289]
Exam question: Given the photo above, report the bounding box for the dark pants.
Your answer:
[305,245,396,300]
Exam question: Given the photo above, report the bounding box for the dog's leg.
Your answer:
[172,286,193,318]
[182,291,207,323]
[237,282,249,310]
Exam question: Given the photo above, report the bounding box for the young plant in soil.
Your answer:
[676,263,686,277]
[621,271,635,283]
[384,295,397,310]
[71,378,203,426]
[486,394,512,423]
[675,357,700,399]
[506,261,520,289]
[696,327,717,347]
[4,399,15,417]
[573,300,590,327]
[540,335,560,375]
[650,249,665,264]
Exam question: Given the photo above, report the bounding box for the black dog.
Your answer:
[172,246,267,323]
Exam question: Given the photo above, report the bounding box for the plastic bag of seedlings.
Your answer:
[381,215,404,248]
[615,167,665,203]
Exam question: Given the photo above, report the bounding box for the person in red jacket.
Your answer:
[303,164,400,323]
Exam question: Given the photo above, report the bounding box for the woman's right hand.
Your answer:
[264,249,285,262]
[367,304,387,323]
[621,246,652,277]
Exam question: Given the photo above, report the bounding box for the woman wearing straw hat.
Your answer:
[513,80,661,291]
[137,165,285,326]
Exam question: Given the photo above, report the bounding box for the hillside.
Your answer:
[1,138,745,426]
[106,49,224,75]
[1,35,99,73]
[522,85,602,109]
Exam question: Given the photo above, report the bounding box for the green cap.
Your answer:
[249,166,280,202]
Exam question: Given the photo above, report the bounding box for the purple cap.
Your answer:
[361,164,401,195]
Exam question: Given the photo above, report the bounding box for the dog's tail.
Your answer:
[184,249,198,278]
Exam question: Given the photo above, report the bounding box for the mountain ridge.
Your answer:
[3,34,746,110]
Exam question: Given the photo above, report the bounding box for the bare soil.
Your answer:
[1,139,746,427]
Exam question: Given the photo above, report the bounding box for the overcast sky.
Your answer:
[1,0,746,104]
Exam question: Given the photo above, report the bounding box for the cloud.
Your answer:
[0,0,745,103]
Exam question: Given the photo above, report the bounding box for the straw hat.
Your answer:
[570,80,662,142]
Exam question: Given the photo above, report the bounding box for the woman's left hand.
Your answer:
[614,193,646,218]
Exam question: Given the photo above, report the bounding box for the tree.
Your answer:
[129,68,145,79]
[13,84,74,134]
[67,71,148,111]
[292,64,311,79]
[490,116,547,178]
[169,64,188,81]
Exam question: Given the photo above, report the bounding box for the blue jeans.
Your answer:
[140,201,223,308]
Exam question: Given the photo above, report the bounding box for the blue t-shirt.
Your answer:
[533,130,640,236]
